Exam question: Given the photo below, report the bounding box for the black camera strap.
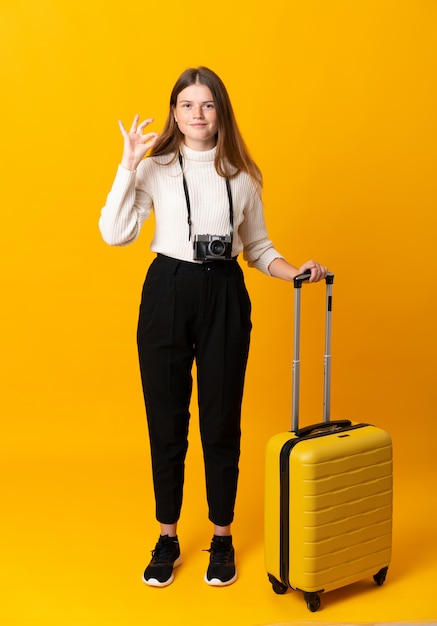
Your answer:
[178,152,233,243]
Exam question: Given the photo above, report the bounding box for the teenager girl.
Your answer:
[99,66,328,588]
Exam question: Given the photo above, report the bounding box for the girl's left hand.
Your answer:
[297,261,329,283]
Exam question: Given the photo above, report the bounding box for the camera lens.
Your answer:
[208,239,225,256]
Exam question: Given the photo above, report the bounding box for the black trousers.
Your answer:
[137,254,252,526]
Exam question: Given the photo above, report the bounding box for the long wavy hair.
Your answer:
[151,67,262,187]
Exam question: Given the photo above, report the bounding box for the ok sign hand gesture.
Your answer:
[119,115,159,171]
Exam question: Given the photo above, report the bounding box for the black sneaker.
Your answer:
[204,535,237,586]
[142,535,182,587]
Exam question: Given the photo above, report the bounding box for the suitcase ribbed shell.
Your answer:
[265,423,392,595]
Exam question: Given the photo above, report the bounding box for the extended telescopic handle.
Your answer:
[294,271,335,288]
[291,272,335,433]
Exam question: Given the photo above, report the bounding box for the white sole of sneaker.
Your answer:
[142,555,183,587]
[204,570,238,587]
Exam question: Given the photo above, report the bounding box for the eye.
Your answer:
[203,103,215,109]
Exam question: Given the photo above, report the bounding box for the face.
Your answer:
[173,83,218,150]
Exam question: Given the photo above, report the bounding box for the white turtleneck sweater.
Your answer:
[99,145,283,275]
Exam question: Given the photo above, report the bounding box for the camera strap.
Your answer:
[178,152,234,243]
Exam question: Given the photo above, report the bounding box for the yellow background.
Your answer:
[1,0,436,624]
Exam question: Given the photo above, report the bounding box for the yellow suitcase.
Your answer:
[264,273,393,612]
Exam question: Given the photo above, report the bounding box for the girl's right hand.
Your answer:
[118,115,159,171]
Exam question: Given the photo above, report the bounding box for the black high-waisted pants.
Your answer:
[137,254,252,526]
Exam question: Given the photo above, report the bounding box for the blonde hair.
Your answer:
[151,67,262,188]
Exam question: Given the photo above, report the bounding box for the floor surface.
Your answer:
[1,444,436,626]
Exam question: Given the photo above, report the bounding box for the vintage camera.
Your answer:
[193,234,232,261]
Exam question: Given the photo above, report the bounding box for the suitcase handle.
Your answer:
[296,420,352,438]
[294,271,335,287]
[292,271,335,432]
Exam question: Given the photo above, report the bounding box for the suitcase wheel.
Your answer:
[304,592,321,612]
[373,566,389,586]
[268,574,288,595]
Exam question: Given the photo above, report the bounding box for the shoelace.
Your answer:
[151,539,177,564]
[205,541,232,564]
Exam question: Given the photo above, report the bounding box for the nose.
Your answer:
[192,105,204,118]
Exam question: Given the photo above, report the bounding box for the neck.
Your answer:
[183,138,217,151]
